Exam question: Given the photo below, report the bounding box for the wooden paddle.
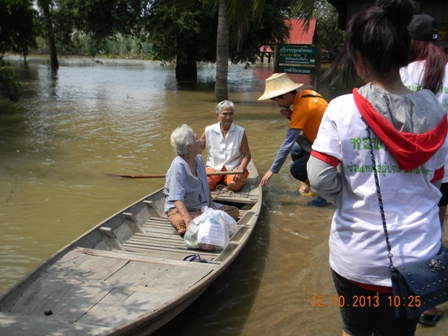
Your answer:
[106,170,244,179]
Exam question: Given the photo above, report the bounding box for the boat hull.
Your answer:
[0,161,261,335]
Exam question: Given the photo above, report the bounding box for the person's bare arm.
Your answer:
[208,192,217,209]
[173,200,193,228]
[199,131,206,151]
[234,132,251,182]
[261,128,300,186]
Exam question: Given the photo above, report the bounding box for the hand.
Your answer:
[279,107,292,120]
[233,168,242,182]
[261,171,274,186]
[185,216,193,229]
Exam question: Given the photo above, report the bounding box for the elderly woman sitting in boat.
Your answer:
[200,100,251,192]
[164,124,239,235]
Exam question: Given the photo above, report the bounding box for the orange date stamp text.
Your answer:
[311,295,421,308]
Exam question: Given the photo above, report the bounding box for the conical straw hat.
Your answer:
[258,73,304,100]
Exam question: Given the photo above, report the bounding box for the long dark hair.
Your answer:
[409,39,447,94]
[322,0,418,84]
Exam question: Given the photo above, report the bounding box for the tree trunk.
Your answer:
[38,0,58,70]
[214,0,229,102]
[175,59,197,82]
[176,39,198,83]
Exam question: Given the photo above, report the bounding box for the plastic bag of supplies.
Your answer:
[184,206,237,251]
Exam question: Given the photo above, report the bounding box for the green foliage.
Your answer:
[0,60,21,102]
[229,0,291,63]
[290,0,316,20]
[33,34,153,59]
[0,0,39,57]
[146,0,293,64]
[0,0,37,101]
[227,0,265,52]
[54,0,149,41]
[314,0,344,61]
[33,0,152,60]
[98,36,153,59]
[33,0,319,65]
[145,0,216,64]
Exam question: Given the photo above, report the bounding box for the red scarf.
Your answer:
[353,89,447,171]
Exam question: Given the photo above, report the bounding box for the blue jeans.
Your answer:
[290,143,310,182]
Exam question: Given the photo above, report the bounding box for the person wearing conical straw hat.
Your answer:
[258,73,329,206]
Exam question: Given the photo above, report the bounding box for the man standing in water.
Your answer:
[258,73,328,206]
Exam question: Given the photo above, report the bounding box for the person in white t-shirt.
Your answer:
[399,13,448,327]
[307,1,448,335]
[200,100,251,192]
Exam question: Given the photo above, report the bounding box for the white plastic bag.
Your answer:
[212,209,238,236]
[184,206,233,251]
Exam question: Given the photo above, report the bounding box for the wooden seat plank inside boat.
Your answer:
[120,207,249,259]
[211,176,259,204]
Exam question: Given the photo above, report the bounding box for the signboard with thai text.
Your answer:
[277,45,318,65]
[274,44,319,76]
[276,65,316,75]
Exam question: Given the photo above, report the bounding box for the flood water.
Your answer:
[0,55,446,335]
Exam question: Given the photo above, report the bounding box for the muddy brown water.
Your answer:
[0,56,445,335]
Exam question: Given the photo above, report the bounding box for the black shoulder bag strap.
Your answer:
[364,119,395,269]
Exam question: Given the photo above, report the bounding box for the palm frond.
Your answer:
[202,0,218,15]
[227,0,265,52]
[290,0,316,21]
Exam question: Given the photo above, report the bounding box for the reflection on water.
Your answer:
[0,56,439,335]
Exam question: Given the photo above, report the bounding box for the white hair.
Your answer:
[170,124,194,156]
[216,100,235,114]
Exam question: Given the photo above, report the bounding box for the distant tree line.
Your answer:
[0,0,38,101]
[0,0,344,102]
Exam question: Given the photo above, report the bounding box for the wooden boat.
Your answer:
[0,161,261,336]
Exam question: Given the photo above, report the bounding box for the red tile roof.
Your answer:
[286,19,317,44]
